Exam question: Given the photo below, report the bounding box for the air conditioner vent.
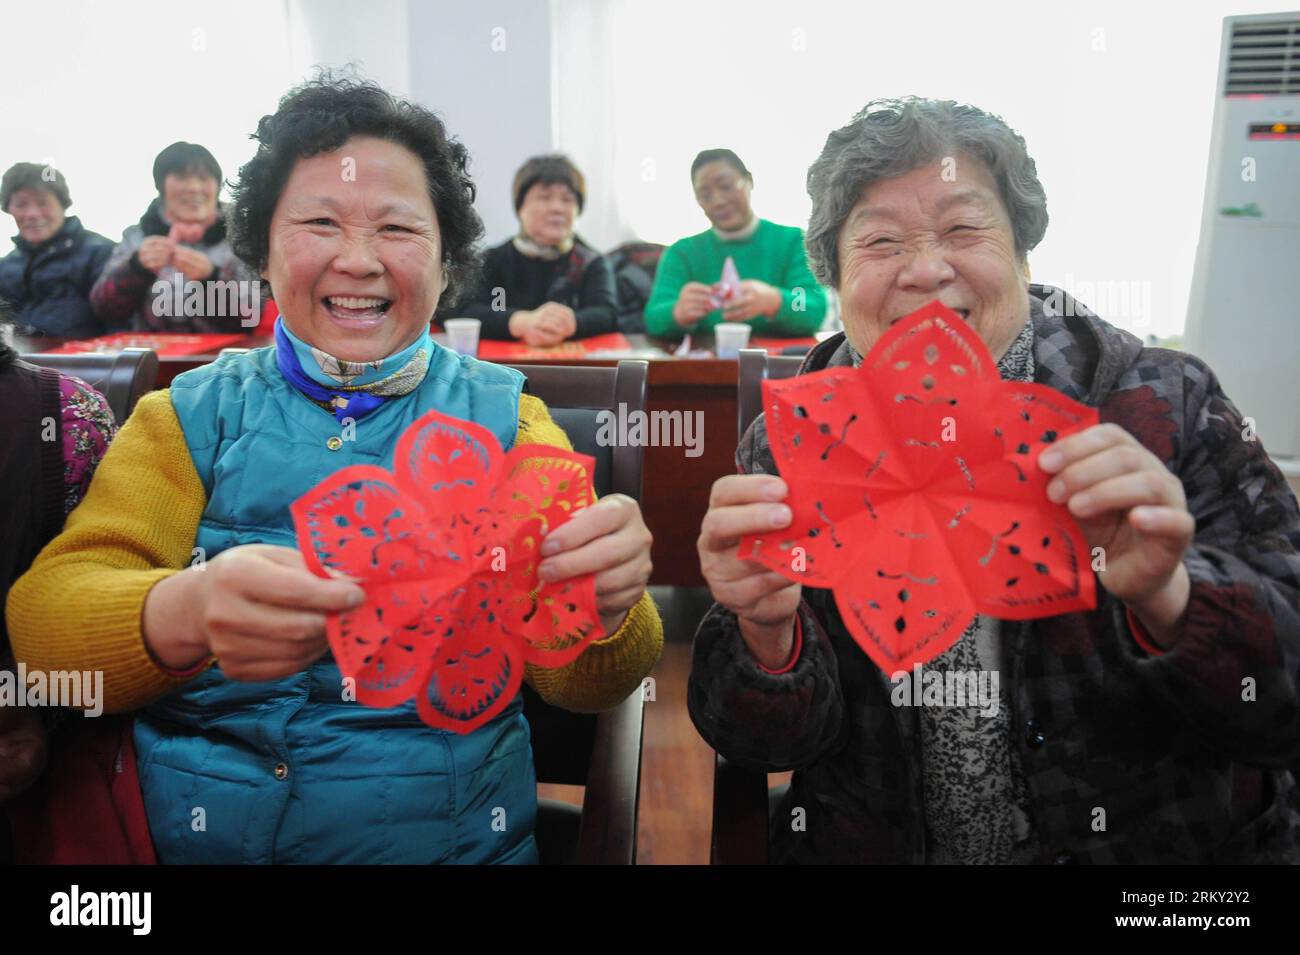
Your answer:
[1225,18,1300,95]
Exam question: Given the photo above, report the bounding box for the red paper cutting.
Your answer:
[741,300,1098,673]
[291,409,602,733]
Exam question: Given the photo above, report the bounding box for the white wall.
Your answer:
[1,0,295,251]
[288,0,412,98]
[407,0,555,246]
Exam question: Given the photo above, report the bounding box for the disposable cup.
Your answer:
[443,318,481,357]
[714,322,752,359]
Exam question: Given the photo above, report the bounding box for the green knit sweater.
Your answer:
[643,218,828,337]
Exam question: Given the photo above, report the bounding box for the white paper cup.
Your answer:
[714,322,753,359]
[443,318,481,357]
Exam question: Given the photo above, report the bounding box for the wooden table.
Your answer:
[16,332,808,587]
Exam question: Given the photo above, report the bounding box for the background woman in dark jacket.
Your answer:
[0,163,114,337]
[458,154,618,345]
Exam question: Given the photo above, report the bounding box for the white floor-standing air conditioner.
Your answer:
[1185,12,1300,476]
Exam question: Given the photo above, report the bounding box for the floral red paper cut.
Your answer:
[291,409,601,733]
[742,300,1099,672]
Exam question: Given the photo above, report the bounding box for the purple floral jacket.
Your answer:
[688,285,1300,864]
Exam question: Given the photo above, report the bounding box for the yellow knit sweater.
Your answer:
[6,389,663,715]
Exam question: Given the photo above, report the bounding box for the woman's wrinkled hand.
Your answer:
[143,543,366,682]
[171,247,214,282]
[137,236,174,272]
[537,494,653,637]
[509,303,576,346]
[673,281,715,328]
[1039,422,1195,645]
[698,474,802,669]
[0,695,47,805]
[721,279,782,323]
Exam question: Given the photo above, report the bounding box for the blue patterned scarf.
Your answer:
[274,319,432,422]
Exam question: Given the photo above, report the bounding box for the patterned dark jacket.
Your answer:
[89,198,254,333]
[688,284,1300,864]
[0,216,114,337]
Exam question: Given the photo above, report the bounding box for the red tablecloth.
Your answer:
[44,332,255,357]
[749,336,818,356]
[472,332,633,360]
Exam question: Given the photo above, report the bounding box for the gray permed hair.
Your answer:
[805,97,1048,288]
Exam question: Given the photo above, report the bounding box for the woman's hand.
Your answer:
[0,694,47,805]
[137,236,174,272]
[143,544,366,682]
[698,475,802,669]
[533,302,576,342]
[509,303,576,346]
[172,247,214,282]
[673,282,715,328]
[721,279,782,322]
[1039,423,1195,647]
[536,494,653,637]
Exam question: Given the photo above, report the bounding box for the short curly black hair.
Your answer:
[228,73,484,312]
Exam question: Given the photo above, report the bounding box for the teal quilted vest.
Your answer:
[135,343,536,863]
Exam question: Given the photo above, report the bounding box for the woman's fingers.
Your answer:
[596,585,647,621]
[1046,442,1158,502]
[0,711,47,802]
[592,554,654,597]
[1130,504,1196,540]
[722,291,753,321]
[190,546,356,681]
[1038,422,1135,474]
[1067,468,1182,519]
[541,495,639,555]
[711,570,799,614]
[208,618,331,682]
[539,504,651,583]
[207,594,330,644]
[697,474,801,622]
[533,497,651,625]
[231,552,364,612]
[540,531,644,583]
[709,474,788,508]
[700,500,792,551]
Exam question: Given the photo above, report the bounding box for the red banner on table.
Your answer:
[469,332,633,360]
[45,332,254,357]
[748,336,819,356]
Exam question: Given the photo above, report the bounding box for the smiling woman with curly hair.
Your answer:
[7,75,663,865]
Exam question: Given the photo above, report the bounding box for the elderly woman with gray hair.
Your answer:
[690,97,1300,864]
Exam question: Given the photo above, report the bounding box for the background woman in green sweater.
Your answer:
[644,148,827,338]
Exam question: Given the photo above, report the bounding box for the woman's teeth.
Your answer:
[326,296,391,319]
